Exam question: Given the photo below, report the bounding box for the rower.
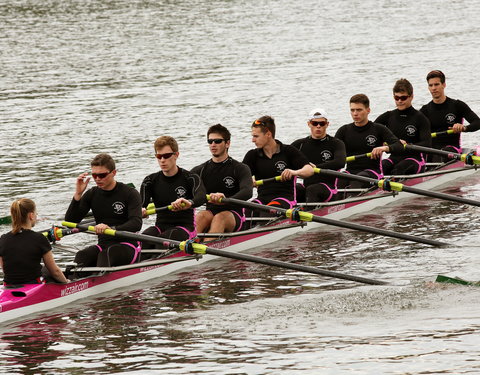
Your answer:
[291,108,346,202]
[65,153,143,268]
[335,94,403,189]
[140,136,206,250]
[242,115,314,210]
[0,198,68,285]
[191,124,252,240]
[420,70,480,161]
[375,78,431,175]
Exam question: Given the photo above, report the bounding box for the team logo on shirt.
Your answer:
[445,113,456,124]
[175,186,187,197]
[223,176,235,188]
[275,161,287,173]
[112,201,125,215]
[321,150,333,162]
[405,125,417,137]
[365,135,377,147]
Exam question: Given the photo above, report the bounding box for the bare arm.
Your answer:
[43,251,68,283]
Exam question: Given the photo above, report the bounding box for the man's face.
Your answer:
[394,91,413,111]
[91,165,116,190]
[155,145,178,174]
[208,132,229,158]
[428,77,446,100]
[308,118,329,139]
[251,127,270,148]
[350,102,370,125]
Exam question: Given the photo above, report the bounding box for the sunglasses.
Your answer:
[155,152,175,160]
[394,95,410,101]
[207,138,224,144]
[310,121,328,127]
[92,171,112,179]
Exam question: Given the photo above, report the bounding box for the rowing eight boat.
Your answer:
[0,155,478,323]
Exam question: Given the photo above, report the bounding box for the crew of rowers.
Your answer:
[1,70,479,286]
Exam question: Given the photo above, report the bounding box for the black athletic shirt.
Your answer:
[0,229,51,284]
[191,156,252,213]
[420,97,480,149]
[375,106,431,161]
[140,167,206,228]
[335,121,402,173]
[291,135,346,187]
[65,182,142,247]
[242,140,310,202]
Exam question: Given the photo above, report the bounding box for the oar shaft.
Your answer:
[404,144,480,165]
[316,168,480,208]
[61,221,388,285]
[221,197,445,247]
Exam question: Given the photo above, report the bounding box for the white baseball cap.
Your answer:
[308,108,328,121]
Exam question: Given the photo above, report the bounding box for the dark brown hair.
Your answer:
[393,78,413,96]
[91,153,116,172]
[252,115,276,138]
[426,70,446,83]
[349,94,370,108]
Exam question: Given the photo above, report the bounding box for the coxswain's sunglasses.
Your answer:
[155,152,175,160]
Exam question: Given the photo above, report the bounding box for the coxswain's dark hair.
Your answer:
[349,94,370,108]
[426,70,446,83]
[393,78,413,96]
[252,115,276,138]
[207,124,231,142]
[10,198,36,234]
[91,153,116,172]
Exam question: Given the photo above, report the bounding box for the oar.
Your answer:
[346,153,372,163]
[404,144,480,165]
[435,274,480,286]
[314,168,480,208]
[61,221,388,285]
[211,197,445,247]
[431,129,454,138]
[41,226,82,242]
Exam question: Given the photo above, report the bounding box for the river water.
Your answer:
[1,0,480,373]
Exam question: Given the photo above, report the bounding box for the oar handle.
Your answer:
[431,129,455,138]
[255,176,283,186]
[345,153,372,163]
[42,226,81,242]
[404,144,480,165]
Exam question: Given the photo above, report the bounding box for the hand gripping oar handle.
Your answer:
[315,168,480,208]
[61,221,388,285]
[404,144,480,165]
[216,197,445,247]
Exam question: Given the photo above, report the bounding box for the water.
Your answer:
[1,0,480,373]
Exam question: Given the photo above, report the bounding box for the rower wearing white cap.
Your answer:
[291,108,346,202]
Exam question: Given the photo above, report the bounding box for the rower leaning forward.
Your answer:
[335,94,403,189]
[65,153,143,267]
[292,108,346,203]
[140,136,206,250]
[191,124,252,240]
[242,115,314,211]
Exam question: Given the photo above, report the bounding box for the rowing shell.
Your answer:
[0,158,478,323]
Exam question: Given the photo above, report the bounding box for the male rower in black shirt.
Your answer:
[420,70,480,159]
[242,115,313,209]
[191,124,252,239]
[335,94,403,188]
[140,136,206,247]
[292,108,346,202]
[375,78,431,175]
[65,153,143,267]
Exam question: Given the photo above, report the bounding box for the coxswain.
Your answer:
[0,198,68,285]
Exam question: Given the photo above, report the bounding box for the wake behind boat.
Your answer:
[0,155,478,324]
